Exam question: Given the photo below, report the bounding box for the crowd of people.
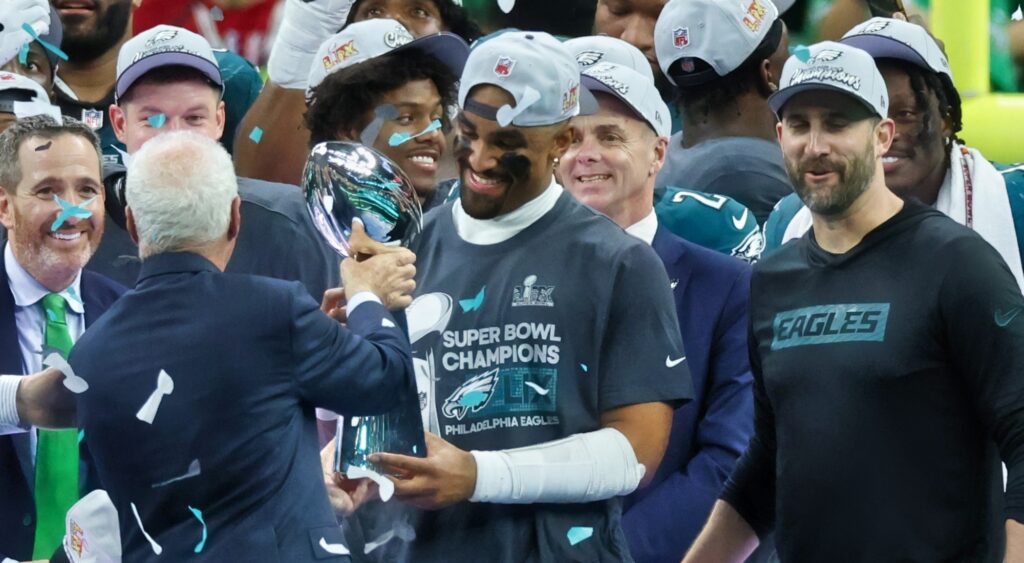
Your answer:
[0,0,1022,562]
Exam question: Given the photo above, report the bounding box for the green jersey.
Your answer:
[655,186,765,263]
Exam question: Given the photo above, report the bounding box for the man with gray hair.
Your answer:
[0,114,125,561]
[69,130,419,560]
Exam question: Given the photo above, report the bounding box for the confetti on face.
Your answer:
[151,459,201,488]
[188,506,208,553]
[136,369,174,424]
[249,126,264,144]
[790,44,811,63]
[50,195,96,232]
[566,526,594,546]
[147,113,167,128]
[34,141,52,152]
[360,104,399,146]
[43,352,89,393]
[18,42,29,65]
[388,119,443,147]
[497,0,516,13]
[20,23,69,61]
[130,502,163,555]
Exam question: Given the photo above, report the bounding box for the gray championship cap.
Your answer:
[62,490,121,563]
[769,41,889,118]
[655,0,781,86]
[307,18,470,92]
[582,62,671,138]
[459,30,596,127]
[841,17,952,81]
[564,35,655,82]
[115,25,222,102]
[0,70,48,109]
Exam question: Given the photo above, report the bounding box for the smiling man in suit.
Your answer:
[0,114,124,562]
[558,61,754,562]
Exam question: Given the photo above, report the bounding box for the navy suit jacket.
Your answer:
[70,252,415,562]
[622,226,754,563]
[0,261,125,561]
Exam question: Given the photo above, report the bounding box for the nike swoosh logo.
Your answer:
[732,209,748,230]
[995,307,1023,327]
[319,536,351,555]
[665,355,686,368]
[523,381,550,396]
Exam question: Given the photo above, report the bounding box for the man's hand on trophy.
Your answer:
[320,439,379,517]
[341,227,417,310]
[371,432,477,511]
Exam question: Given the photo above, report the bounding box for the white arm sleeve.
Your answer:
[0,375,28,435]
[469,427,646,504]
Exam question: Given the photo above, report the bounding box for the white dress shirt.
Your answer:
[625,209,658,246]
[0,243,85,433]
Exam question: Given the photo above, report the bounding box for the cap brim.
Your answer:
[768,82,881,117]
[581,75,654,132]
[395,32,470,76]
[578,84,598,116]
[840,34,938,76]
[115,52,222,101]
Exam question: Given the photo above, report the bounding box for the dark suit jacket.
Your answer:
[70,252,414,562]
[0,260,125,561]
[622,226,754,563]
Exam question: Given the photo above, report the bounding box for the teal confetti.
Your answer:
[51,195,95,231]
[412,445,417,454]
[580,363,588,373]
[790,44,811,63]
[147,113,167,128]
[188,506,208,553]
[20,23,69,61]
[458,286,486,313]
[210,6,224,21]
[46,310,57,322]
[66,286,82,305]
[18,42,29,65]
[249,127,263,144]
[567,526,593,546]
[388,119,443,147]
[77,429,84,444]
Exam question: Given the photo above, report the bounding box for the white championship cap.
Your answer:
[459,31,596,127]
[841,17,953,81]
[582,62,671,138]
[769,41,889,118]
[62,490,121,563]
[655,0,781,86]
[115,25,222,102]
[307,18,469,92]
[564,35,655,82]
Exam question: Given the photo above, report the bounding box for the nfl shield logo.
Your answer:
[494,56,516,77]
[674,27,690,48]
[82,108,103,130]
[680,58,696,72]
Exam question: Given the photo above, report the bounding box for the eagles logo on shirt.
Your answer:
[443,368,500,421]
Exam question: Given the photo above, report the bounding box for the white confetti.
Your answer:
[130,502,163,555]
[382,318,396,328]
[497,0,515,13]
[363,529,395,554]
[346,465,395,502]
[43,353,88,393]
[136,369,173,424]
[320,536,351,555]
[151,459,201,488]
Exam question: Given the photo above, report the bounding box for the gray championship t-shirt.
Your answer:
[87,168,338,300]
[351,191,694,563]
[656,134,794,225]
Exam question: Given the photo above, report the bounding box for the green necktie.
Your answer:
[32,293,79,559]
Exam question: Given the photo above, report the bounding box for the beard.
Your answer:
[60,0,133,64]
[10,218,101,290]
[786,137,877,217]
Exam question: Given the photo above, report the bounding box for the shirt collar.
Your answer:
[4,242,84,313]
[452,176,563,245]
[625,209,658,246]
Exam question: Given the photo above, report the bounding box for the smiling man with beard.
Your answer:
[50,0,262,165]
[684,42,1024,562]
[330,31,693,562]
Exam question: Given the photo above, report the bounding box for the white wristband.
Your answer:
[469,427,646,504]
